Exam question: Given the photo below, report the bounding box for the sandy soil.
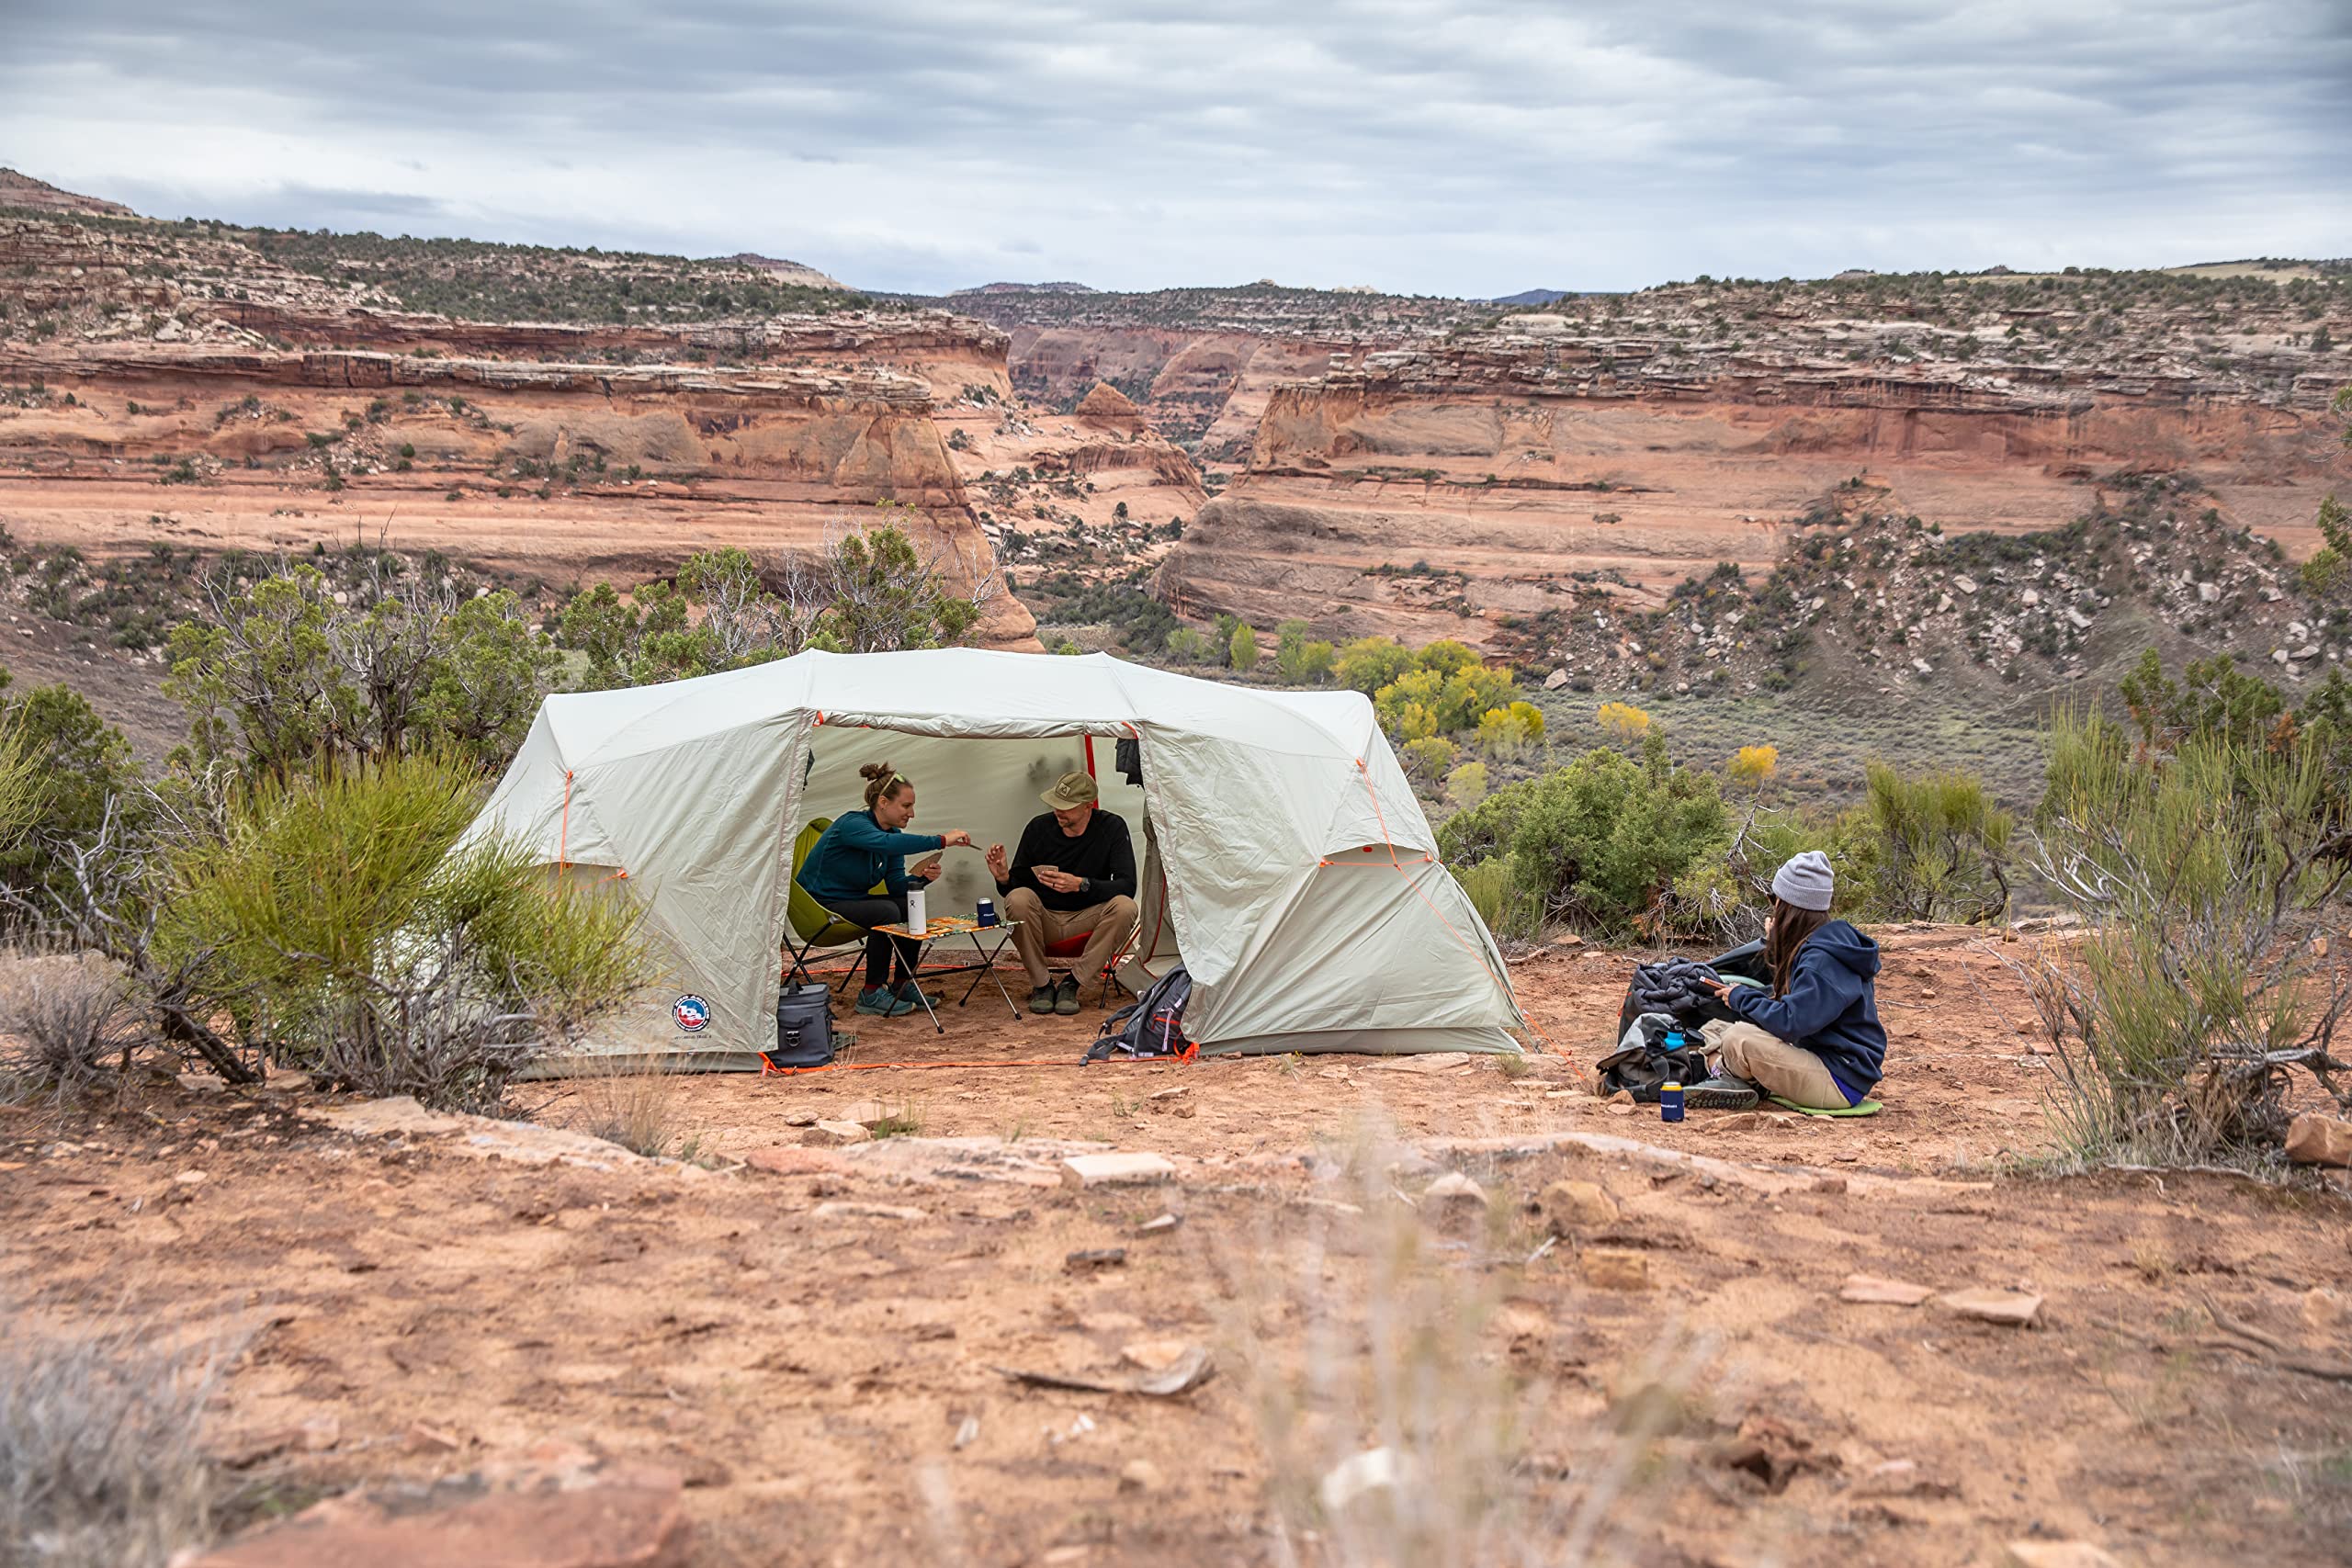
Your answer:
[5,930,2350,1567]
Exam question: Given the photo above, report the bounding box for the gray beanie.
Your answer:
[1771,850,1834,912]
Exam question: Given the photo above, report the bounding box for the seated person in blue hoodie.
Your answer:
[1691,851,1886,1111]
[797,761,973,1018]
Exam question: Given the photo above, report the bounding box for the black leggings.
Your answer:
[828,894,919,989]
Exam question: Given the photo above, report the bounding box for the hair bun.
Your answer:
[860,761,896,782]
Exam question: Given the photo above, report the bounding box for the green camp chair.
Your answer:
[782,817,882,992]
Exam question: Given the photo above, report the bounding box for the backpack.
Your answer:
[1591,1011,1711,1102]
[764,984,837,1071]
[1086,965,1194,1063]
[1614,939,1772,1041]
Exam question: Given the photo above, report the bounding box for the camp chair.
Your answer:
[782,817,879,992]
[1042,902,1145,1008]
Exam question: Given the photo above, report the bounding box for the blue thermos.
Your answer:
[976,897,998,927]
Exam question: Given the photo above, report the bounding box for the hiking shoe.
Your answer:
[1054,977,1081,1016]
[893,980,941,1010]
[1029,983,1058,1016]
[855,986,917,1018]
[1685,1074,1760,1111]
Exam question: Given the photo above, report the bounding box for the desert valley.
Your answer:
[2,155,2350,1568]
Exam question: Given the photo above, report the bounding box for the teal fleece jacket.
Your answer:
[797,809,944,905]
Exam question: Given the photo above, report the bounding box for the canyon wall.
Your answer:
[0,216,1036,645]
[1159,338,2350,650]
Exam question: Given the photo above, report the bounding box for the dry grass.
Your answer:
[1225,1120,1705,1566]
[0,1303,235,1568]
[0,949,139,1103]
[570,1056,706,1161]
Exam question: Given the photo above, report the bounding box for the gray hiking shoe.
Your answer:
[1029,983,1058,1016]
[1686,1074,1761,1111]
[1054,977,1081,1016]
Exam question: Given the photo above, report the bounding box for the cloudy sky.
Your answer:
[3,0,2346,296]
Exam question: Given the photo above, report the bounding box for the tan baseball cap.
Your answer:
[1040,772,1099,809]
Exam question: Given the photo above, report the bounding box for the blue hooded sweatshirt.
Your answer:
[1722,920,1885,1104]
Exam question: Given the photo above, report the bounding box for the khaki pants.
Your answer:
[1702,1021,1853,1110]
[1003,888,1138,996]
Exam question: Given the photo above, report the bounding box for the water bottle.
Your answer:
[1661,1028,1687,1121]
[976,897,997,928]
[906,887,927,937]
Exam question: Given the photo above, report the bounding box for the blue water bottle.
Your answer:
[1660,1030,1687,1122]
[976,897,998,928]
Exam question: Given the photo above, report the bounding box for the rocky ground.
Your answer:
[6,930,2349,1567]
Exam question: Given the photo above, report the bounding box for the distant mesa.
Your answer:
[952,280,1099,296]
[1489,288,1573,306]
[713,252,849,290]
[0,167,135,218]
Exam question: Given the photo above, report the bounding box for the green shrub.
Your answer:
[1449,855,1536,942]
[1400,736,1457,779]
[2029,706,2351,1166]
[0,676,147,917]
[1336,635,1415,694]
[1857,761,2012,922]
[156,752,650,1113]
[1228,622,1260,671]
[1439,733,1728,937]
[1273,619,1335,684]
[1444,760,1489,809]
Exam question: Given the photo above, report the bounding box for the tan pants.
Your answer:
[1002,888,1138,995]
[1702,1021,1853,1110]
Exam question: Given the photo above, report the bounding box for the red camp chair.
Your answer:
[1042,906,1144,1007]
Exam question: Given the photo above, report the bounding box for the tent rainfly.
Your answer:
[463,648,1525,1067]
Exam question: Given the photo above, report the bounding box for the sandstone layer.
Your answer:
[0,215,1037,645]
[1159,336,2350,650]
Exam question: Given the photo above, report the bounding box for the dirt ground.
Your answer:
[6,929,2351,1566]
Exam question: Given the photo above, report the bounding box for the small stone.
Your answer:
[2196,581,2221,603]
[802,1120,871,1146]
[1423,1172,1488,1208]
[2301,1287,2345,1336]
[1580,1247,1650,1292]
[2285,1113,2352,1168]
[1544,667,1570,690]
[1120,1339,1193,1372]
[743,1145,852,1176]
[175,1169,209,1185]
[780,1109,819,1127]
[2000,1543,2120,1568]
[1607,1089,1634,1107]
[405,1422,464,1453]
[1060,1152,1176,1188]
[1841,1274,1935,1305]
[1607,1102,1636,1117]
[1715,1111,1762,1131]
[1538,1179,1618,1232]
[2021,589,2040,607]
[1954,575,1977,594]
[1119,1458,1165,1493]
[1939,1288,2042,1325]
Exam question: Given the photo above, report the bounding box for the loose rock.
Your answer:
[1061,1152,1176,1188]
[2284,1113,2352,1168]
[802,1120,871,1146]
[1840,1274,1935,1306]
[1939,1288,2042,1326]
[1538,1179,1618,1232]
[1580,1247,1650,1292]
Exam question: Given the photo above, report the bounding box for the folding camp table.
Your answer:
[870,915,1025,1033]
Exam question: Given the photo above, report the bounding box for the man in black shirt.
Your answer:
[986,772,1139,1016]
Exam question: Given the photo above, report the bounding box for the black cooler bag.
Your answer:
[766,984,837,1069]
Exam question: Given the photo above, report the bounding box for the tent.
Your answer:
[463,648,1525,1067]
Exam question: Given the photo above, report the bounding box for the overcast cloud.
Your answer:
[2,0,2346,295]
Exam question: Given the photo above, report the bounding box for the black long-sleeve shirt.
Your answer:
[997,809,1136,911]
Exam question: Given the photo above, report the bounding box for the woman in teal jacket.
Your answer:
[797,761,973,1017]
